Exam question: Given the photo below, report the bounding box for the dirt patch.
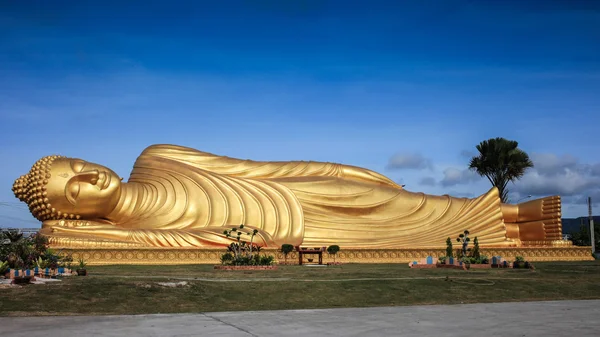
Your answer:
[156,281,189,288]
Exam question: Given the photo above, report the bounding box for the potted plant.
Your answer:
[33,257,48,276]
[76,258,88,276]
[0,261,9,279]
[460,256,472,269]
[514,256,526,269]
[437,255,447,265]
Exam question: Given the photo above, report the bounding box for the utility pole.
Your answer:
[589,197,595,253]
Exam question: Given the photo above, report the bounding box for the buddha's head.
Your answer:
[13,156,122,221]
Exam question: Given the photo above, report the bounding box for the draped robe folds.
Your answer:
[47,144,514,248]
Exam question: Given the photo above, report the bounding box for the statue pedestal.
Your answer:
[53,246,595,265]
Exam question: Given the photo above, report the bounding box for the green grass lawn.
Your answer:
[1,261,599,316]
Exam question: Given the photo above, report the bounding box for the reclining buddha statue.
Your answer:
[12,144,563,248]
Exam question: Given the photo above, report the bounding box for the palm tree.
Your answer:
[469,137,533,203]
[4,230,23,243]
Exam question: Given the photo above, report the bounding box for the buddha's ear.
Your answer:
[65,182,79,206]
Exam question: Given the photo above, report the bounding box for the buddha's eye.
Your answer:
[71,160,86,173]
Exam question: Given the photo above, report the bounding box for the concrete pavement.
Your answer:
[2,300,599,336]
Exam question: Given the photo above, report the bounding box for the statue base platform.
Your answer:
[53,246,594,265]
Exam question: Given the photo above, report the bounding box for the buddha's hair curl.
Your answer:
[12,155,80,222]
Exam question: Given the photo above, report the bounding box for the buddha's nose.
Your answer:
[77,170,100,184]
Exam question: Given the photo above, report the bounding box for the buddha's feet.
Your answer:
[516,195,563,241]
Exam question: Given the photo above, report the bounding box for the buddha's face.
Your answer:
[46,158,122,218]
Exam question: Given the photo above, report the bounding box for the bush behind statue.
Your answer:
[1,229,74,271]
[219,224,276,266]
[221,252,274,266]
[439,231,488,265]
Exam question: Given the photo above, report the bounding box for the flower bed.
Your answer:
[466,264,492,269]
[326,262,343,266]
[12,276,34,285]
[410,264,438,269]
[214,265,278,271]
[436,264,465,270]
[412,263,493,270]
[4,268,74,279]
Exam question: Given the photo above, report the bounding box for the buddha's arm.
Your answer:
[42,221,278,248]
[41,219,117,231]
[139,144,400,188]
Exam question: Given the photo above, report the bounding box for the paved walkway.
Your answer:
[3,300,599,336]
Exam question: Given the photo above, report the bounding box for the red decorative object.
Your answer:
[295,246,326,265]
[214,265,278,270]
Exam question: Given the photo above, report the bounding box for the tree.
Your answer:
[280,244,294,263]
[327,245,340,263]
[468,137,533,203]
[570,222,600,249]
[471,237,481,260]
[456,230,471,258]
[445,237,453,258]
[4,230,23,243]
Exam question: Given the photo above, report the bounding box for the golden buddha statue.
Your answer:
[12,144,563,248]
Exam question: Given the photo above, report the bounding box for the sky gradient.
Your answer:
[1,0,599,227]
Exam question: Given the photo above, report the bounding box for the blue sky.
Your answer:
[1,0,599,227]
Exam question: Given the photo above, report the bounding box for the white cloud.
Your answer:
[513,170,599,197]
[529,153,579,176]
[419,176,437,186]
[512,153,600,206]
[446,191,476,198]
[440,167,480,187]
[386,153,432,170]
[460,149,476,159]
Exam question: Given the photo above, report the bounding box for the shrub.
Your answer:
[327,245,340,262]
[444,231,490,264]
[445,237,453,258]
[219,225,275,266]
[460,256,472,265]
[513,255,530,269]
[77,258,87,270]
[280,244,294,263]
[480,255,489,264]
[259,255,274,266]
[0,261,8,275]
[471,237,481,260]
[220,252,234,265]
[223,224,261,261]
[0,230,73,270]
[43,248,68,269]
[1,230,38,269]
